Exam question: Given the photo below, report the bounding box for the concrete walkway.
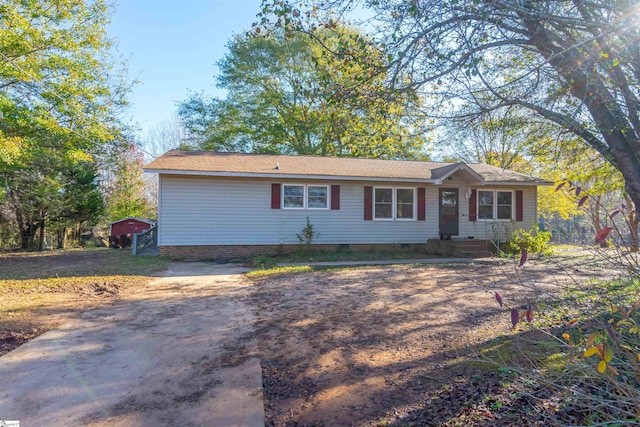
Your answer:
[0,263,264,427]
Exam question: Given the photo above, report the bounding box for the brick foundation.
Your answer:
[160,243,426,261]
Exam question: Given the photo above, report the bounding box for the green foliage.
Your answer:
[106,146,154,222]
[507,226,552,255]
[259,0,640,223]
[489,247,640,423]
[296,216,318,251]
[247,247,428,269]
[178,26,428,159]
[0,0,132,250]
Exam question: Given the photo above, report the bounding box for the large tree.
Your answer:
[178,25,428,159]
[105,145,154,222]
[0,0,131,249]
[260,1,640,211]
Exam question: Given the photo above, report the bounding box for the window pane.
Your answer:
[284,185,303,197]
[375,203,392,218]
[479,206,493,219]
[375,188,393,203]
[397,203,414,219]
[479,191,494,206]
[497,206,512,220]
[396,188,414,219]
[441,191,457,206]
[497,191,512,205]
[497,191,512,219]
[374,188,393,218]
[283,185,304,208]
[307,186,327,208]
[397,189,413,203]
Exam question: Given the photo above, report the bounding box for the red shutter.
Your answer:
[364,186,373,220]
[516,190,523,221]
[417,187,426,221]
[469,189,477,222]
[331,185,340,210]
[271,183,281,209]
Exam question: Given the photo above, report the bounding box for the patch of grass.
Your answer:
[246,266,313,279]
[0,248,170,355]
[248,248,431,268]
[0,247,170,279]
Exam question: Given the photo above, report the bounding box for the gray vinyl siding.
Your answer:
[158,174,538,246]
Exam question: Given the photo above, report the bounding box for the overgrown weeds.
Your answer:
[479,251,640,425]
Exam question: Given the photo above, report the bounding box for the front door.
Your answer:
[439,188,459,237]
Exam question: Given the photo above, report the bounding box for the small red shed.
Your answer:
[109,217,157,248]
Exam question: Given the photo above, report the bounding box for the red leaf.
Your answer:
[511,309,520,328]
[616,305,629,319]
[555,182,566,192]
[610,209,621,219]
[578,195,589,207]
[595,227,613,245]
[575,186,582,196]
[495,292,503,308]
[518,249,528,267]
[526,308,534,323]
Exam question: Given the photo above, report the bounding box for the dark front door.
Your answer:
[439,188,459,236]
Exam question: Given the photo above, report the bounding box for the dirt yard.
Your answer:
[246,258,614,426]
[0,249,169,355]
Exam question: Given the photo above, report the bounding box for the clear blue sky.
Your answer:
[109,0,263,135]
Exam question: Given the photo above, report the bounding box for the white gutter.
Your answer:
[143,168,551,186]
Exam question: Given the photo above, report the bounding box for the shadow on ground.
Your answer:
[244,260,616,426]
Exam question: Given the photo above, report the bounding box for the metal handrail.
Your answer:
[132,225,157,256]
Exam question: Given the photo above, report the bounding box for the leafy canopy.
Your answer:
[259,0,640,208]
[0,0,132,248]
[178,25,428,159]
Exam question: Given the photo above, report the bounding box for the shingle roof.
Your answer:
[144,150,550,184]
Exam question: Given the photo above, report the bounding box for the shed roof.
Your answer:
[144,150,550,185]
[109,217,157,226]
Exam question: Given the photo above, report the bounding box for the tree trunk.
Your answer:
[57,227,66,249]
[623,194,639,252]
[38,218,45,251]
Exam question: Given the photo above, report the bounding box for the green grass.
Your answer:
[248,248,431,268]
[0,248,171,347]
[246,265,314,279]
[0,247,170,280]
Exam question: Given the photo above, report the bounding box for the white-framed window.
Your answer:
[497,191,513,220]
[374,187,415,220]
[374,187,394,219]
[307,185,329,209]
[478,190,513,220]
[396,187,415,220]
[283,184,305,209]
[282,184,330,209]
[478,190,494,220]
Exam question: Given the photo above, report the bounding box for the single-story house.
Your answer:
[144,150,551,259]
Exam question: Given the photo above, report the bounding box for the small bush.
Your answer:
[296,217,319,253]
[507,226,552,255]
